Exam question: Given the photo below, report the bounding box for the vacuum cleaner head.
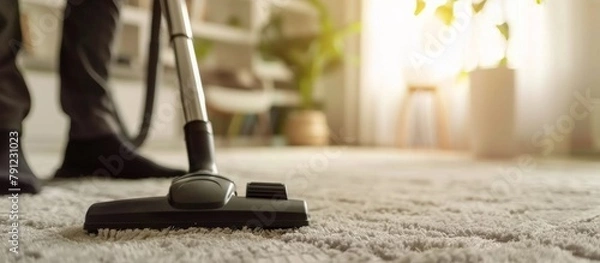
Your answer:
[84,182,309,232]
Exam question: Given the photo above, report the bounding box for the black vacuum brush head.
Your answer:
[84,182,309,232]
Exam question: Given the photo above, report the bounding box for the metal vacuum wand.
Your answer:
[160,0,217,174]
[160,0,235,209]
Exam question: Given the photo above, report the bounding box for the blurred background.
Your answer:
[16,0,600,159]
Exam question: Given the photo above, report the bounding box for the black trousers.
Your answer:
[0,0,122,139]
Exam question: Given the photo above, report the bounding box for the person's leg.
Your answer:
[55,0,184,178]
[59,0,119,139]
[0,1,41,194]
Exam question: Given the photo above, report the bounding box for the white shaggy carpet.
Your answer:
[1,148,600,263]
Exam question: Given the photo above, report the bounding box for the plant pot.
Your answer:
[469,67,517,158]
[285,110,330,146]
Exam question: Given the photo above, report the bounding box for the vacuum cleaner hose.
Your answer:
[103,0,162,148]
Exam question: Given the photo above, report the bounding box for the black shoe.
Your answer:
[0,130,42,195]
[54,133,186,179]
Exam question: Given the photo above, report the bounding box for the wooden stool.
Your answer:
[397,85,450,149]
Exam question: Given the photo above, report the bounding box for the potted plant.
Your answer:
[415,0,543,157]
[259,0,360,146]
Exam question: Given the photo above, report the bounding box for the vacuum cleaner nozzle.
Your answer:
[84,181,309,232]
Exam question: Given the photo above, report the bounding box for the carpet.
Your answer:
[1,148,599,263]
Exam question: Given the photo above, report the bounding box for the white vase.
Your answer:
[469,67,517,158]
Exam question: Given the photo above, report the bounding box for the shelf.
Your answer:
[20,0,151,21]
[271,89,300,107]
[205,85,272,114]
[21,0,64,8]
[191,22,255,45]
[269,0,316,16]
[19,54,155,81]
[20,1,149,24]
[121,6,150,26]
[205,84,300,111]
[253,58,293,81]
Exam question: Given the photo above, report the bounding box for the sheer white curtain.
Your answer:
[359,0,595,152]
[359,0,412,146]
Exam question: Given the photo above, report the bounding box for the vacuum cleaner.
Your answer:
[83,0,309,232]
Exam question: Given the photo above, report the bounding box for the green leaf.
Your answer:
[259,0,361,109]
[435,1,455,26]
[457,70,470,82]
[333,22,362,40]
[536,0,544,4]
[472,0,487,13]
[414,0,426,15]
[497,22,510,40]
[227,114,244,138]
[498,57,508,67]
[193,38,213,61]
